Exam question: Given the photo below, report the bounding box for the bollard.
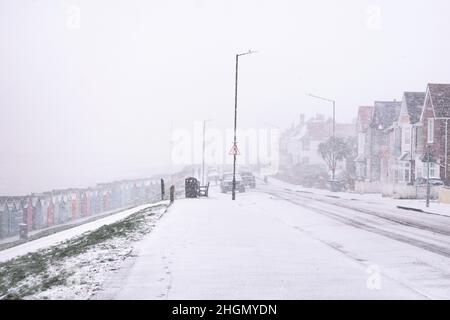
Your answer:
[161,178,165,201]
[170,185,175,204]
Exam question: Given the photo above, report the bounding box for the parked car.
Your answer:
[415,177,444,186]
[239,171,256,188]
[220,173,245,193]
[207,170,220,185]
[327,180,346,192]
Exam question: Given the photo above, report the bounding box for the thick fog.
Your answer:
[1,0,450,195]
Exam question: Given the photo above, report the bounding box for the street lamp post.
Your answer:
[426,144,432,208]
[307,93,336,180]
[232,50,257,201]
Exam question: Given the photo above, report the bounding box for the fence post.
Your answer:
[170,185,175,204]
[161,179,165,201]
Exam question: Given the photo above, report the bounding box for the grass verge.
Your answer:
[0,204,166,299]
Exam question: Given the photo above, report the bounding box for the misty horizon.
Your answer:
[2,0,450,195]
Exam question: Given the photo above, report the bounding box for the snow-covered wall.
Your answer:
[354,181,383,194]
[438,187,450,204]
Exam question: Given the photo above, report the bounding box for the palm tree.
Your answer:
[318,137,351,181]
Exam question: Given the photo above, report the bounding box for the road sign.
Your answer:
[229,144,240,156]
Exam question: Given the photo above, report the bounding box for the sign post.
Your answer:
[230,143,240,200]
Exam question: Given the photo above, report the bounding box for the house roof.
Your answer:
[428,84,450,118]
[290,125,307,140]
[399,151,413,161]
[306,119,331,140]
[403,92,425,124]
[372,101,401,130]
[357,106,373,131]
[283,114,354,142]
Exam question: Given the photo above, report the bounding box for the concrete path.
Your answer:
[98,190,427,299]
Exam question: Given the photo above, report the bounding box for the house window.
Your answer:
[430,163,435,177]
[416,127,421,149]
[358,133,364,155]
[404,127,411,145]
[404,166,410,182]
[427,118,434,144]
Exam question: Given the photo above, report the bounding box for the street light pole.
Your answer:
[307,93,336,180]
[426,144,431,208]
[232,50,257,201]
[232,54,239,201]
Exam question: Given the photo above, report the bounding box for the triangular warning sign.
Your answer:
[228,144,241,156]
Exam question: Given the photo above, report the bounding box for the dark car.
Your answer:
[328,180,346,192]
[415,177,444,186]
[239,171,256,188]
[220,173,245,193]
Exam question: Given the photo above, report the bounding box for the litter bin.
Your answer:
[185,177,199,198]
[19,223,28,240]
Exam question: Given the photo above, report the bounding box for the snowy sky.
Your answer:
[1,0,450,195]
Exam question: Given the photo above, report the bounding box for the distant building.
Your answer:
[280,113,355,174]
[355,106,374,180]
[388,92,425,184]
[367,100,402,182]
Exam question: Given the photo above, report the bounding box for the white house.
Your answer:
[391,92,425,184]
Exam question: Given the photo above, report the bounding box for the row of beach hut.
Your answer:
[0,179,161,239]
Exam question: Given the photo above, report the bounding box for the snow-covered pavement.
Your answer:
[96,185,450,299]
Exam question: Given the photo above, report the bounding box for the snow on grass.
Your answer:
[0,204,168,300]
[0,202,167,263]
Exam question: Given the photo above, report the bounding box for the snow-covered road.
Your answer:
[96,183,450,299]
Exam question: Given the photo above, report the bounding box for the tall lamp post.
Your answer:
[232,50,257,200]
[307,93,336,180]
